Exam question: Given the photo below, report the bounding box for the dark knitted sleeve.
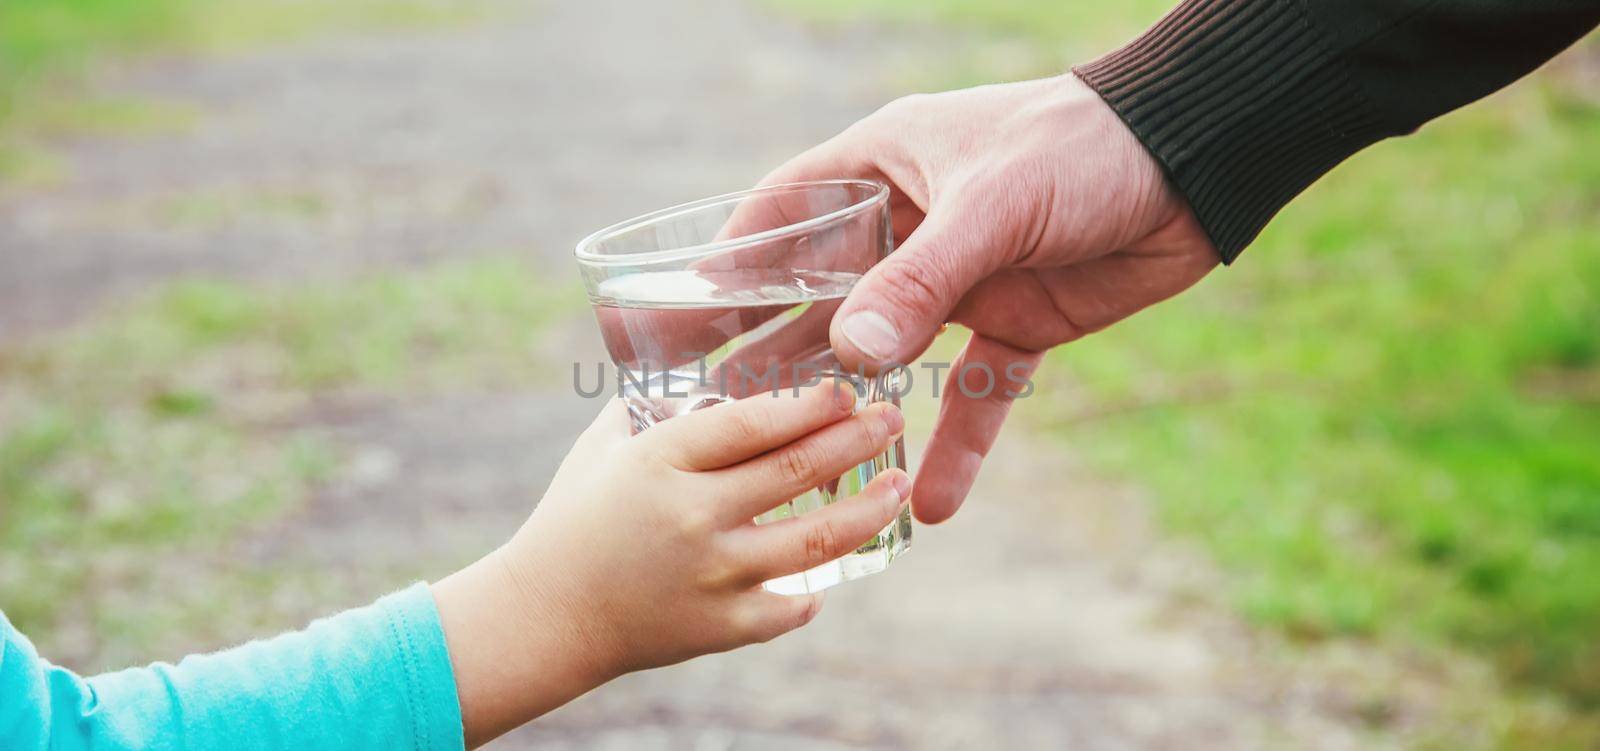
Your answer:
[1072,0,1600,262]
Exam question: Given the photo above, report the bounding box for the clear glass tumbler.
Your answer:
[574,179,911,594]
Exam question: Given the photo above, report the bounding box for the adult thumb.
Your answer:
[831,206,1003,372]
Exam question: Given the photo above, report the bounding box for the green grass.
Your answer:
[1043,85,1600,746]
[23,95,204,138]
[769,0,1171,52]
[178,0,497,52]
[159,186,329,228]
[0,259,583,668]
[770,0,1600,746]
[0,0,501,183]
[0,0,192,182]
[0,0,187,111]
[0,0,497,106]
[0,0,490,103]
[767,0,1172,87]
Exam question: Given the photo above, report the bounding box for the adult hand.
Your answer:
[760,73,1221,524]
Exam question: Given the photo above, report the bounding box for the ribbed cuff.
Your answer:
[1073,0,1387,262]
[380,583,466,751]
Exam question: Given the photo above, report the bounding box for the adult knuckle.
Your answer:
[880,258,947,311]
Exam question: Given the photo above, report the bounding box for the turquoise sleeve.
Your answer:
[0,583,464,751]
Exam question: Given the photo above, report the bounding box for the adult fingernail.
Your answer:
[841,311,898,361]
[879,405,904,438]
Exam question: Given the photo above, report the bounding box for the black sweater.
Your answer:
[1072,0,1600,262]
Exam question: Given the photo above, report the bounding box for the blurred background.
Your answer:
[1,0,1596,748]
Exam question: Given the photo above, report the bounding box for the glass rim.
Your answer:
[573,179,889,267]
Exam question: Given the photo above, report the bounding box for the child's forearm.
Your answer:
[430,547,619,748]
[2,552,625,751]
[0,585,462,751]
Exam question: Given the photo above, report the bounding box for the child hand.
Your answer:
[432,384,909,745]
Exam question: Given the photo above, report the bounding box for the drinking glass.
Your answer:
[574,179,911,594]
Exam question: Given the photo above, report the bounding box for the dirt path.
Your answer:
[503,428,1374,750]
[2,0,1374,747]
[0,0,891,336]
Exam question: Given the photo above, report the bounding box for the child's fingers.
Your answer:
[723,469,910,584]
[644,382,859,471]
[732,591,826,645]
[714,402,903,522]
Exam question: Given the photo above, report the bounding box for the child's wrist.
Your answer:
[432,545,621,746]
[489,543,627,682]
